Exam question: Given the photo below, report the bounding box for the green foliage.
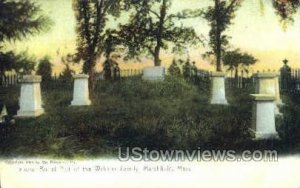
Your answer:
[168,59,199,82]
[0,0,52,44]
[72,0,122,76]
[168,59,181,77]
[0,51,36,75]
[203,0,241,71]
[59,64,74,84]
[272,0,300,27]
[183,59,192,80]
[223,49,257,78]
[119,0,201,66]
[103,30,124,59]
[276,93,300,151]
[0,0,51,77]
[36,56,53,82]
[59,54,75,83]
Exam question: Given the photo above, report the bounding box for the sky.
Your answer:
[4,0,300,74]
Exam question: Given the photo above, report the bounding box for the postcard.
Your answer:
[0,0,300,187]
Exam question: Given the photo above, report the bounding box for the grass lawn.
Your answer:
[0,76,299,158]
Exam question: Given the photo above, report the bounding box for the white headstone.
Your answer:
[250,94,279,139]
[71,74,91,106]
[142,66,165,81]
[255,72,282,114]
[16,75,44,118]
[210,72,228,105]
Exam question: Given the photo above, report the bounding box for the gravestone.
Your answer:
[16,75,44,118]
[250,94,279,139]
[210,72,228,105]
[71,74,91,106]
[142,66,165,81]
[255,72,282,114]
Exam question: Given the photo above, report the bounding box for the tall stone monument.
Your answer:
[16,75,44,118]
[71,74,91,106]
[210,72,228,105]
[250,94,279,139]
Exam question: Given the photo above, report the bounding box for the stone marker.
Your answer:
[16,75,44,118]
[255,72,282,104]
[210,72,228,105]
[255,72,283,114]
[142,66,165,81]
[250,94,279,139]
[71,74,91,106]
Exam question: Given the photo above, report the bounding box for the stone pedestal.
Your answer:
[250,94,279,140]
[71,74,91,106]
[210,72,228,105]
[255,72,283,114]
[16,75,44,118]
[255,72,283,104]
[142,66,165,81]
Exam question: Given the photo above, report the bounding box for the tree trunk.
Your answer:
[234,67,239,87]
[89,68,96,93]
[235,68,238,79]
[153,0,167,67]
[154,47,161,66]
[215,0,222,72]
[83,55,97,92]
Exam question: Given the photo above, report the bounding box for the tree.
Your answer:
[256,0,300,28]
[0,0,51,44]
[0,0,51,76]
[168,59,181,77]
[72,0,122,89]
[183,58,192,80]
[36,56,53,82]
[203,0,242,72]
[271,0,300,26]
[103,30,124,60]
[223,49,257,78]
[119,0,201,66]
[60,54,75,83]
[0,51,36,76]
